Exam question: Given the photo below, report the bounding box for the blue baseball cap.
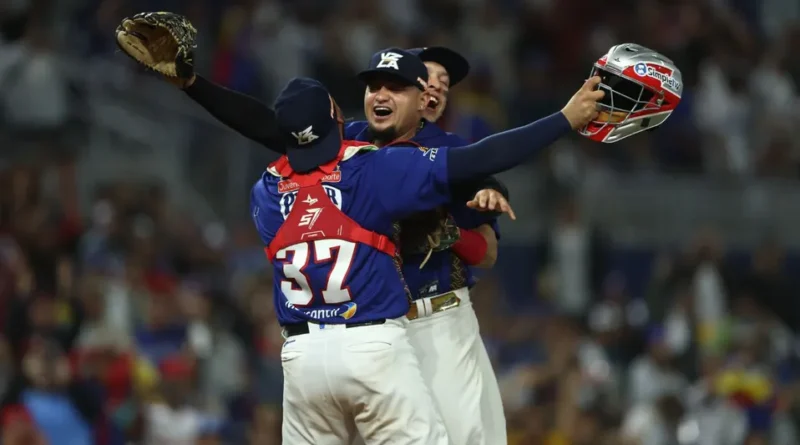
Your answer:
[408,46,470,87]
[273,77,341,172]
[357,48,428,91]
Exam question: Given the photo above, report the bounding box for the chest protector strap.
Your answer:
[265,156,396,261]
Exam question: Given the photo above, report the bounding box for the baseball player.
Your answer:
[345,47,508,444]
[248,74,601,443]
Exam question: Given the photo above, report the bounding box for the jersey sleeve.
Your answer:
[450,205,501,239]
[364,146,451,219]
[185,76,283,152]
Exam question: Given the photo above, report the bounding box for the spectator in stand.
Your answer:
[141,355,210,445]
[133,274,186,366]
[1,404,47,445]
[1,338,101,445]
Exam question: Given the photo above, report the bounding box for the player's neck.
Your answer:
[377,125,419,147]
[397,126,419,143]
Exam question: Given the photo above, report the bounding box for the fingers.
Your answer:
[495,195,516,220]
[582,75,602,91]
[507,207,517,220]
[576,80,605,124]
[479,192,489,209]
[470,191,491,210]
[562,76,607,130]
[501,201,517,220]
[488,192,498,210]
[589,89,605,101]
[467,191,517,220]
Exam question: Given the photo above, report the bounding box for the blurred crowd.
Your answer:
[1,0,800,444]
[2,0,800,176]
[0,164,285,444]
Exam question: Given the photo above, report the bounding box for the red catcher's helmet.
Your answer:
[580,43,683,143]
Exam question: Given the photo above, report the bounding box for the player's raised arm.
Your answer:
[446,76,603,182]
[183,76,284,151]
[369,77,603,220]
[114,12,284,153]
[440,134,511,216]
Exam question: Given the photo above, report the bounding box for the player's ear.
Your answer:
[331,100,345,138]
[332,100,344,125]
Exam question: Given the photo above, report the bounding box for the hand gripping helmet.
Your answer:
[580,43,683,143]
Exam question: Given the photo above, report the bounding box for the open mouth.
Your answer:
[373,106,393,117]
[426,96,440,111]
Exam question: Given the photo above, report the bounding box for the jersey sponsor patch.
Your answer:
[321,170,341,184]
[278,168,342,193]
[282,298,358,320]
[279,185,343,220]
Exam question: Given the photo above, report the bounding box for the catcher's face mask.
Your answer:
[580,43,682,143]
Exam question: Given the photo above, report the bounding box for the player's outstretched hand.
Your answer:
[560,76,605,130]
[466,189,517,220]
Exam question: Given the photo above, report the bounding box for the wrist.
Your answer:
[451,228,488,266]
[559,110,577,130]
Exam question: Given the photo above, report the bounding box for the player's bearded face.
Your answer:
[422,62,450,123]
[364,79,427,144]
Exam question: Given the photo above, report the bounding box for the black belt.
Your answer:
[283,319,386,337]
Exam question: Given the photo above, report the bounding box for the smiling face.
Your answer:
[422,61,450,122]
[364,76,428,145]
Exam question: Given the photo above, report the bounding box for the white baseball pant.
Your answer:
[407,287,506,445]
[280,317,449,445]
[352,287,507,445]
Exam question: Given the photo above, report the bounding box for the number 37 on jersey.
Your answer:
[276,239,357,307]
[275,186,354,308]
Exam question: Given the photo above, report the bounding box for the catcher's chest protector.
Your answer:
[265,161,396,261]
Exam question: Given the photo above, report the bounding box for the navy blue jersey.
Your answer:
[251,143,452,325]
[345,121,500,299]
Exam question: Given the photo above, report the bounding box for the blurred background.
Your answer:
[1,0,799,443]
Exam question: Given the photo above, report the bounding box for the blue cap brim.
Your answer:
[286,127,341,173]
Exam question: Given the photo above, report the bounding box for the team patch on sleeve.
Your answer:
[420,147,439,161]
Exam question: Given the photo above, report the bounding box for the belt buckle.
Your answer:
[405,292,461,320]
[430,292,460,313]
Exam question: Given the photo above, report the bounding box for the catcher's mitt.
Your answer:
[399,209,461,268]
[115,12,197,79]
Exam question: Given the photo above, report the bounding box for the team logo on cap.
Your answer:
[634,63,648,76]
[291,126,319,145]
[377,52,403,70]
